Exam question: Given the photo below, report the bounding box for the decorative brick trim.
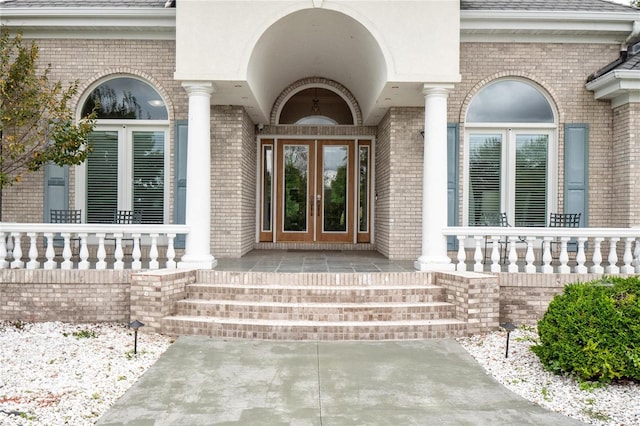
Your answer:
[75,68,176,122]
[270,77,362,125]
[457,72,564,125]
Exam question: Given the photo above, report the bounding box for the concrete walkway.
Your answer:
[96,337,583,426]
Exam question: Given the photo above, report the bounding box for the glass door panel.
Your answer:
[276,141,314,242]
[316,140,354,242]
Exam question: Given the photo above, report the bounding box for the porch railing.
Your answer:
[444,226,640,274]
[0,223,189,271]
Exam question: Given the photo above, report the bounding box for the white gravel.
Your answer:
[458,327,640,426]
[0,321,172,426]
[0,322,638,425]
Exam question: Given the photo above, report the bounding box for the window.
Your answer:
[465,79,556,227]
[278,87,354,125]
[79,77,169,223]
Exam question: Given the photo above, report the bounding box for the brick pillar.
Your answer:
[130,269,197,333]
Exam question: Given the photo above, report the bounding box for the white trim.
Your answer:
[462,128,558,228]
[0,8,176,40]
[461,10,639,44]
[587,70,640,102]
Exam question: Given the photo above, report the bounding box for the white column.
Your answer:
[415,84,455,272]
[178,82,217,270]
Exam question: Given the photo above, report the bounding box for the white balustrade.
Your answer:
[443,226,640,274]
[0,223,188,271]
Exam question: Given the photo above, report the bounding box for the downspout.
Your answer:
[587,20,640,82]
[622,20,640,54]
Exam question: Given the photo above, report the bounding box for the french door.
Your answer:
[259,139,371,243]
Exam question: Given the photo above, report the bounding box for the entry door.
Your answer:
[275,140,355,243]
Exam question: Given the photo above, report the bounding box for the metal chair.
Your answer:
[107,210,143,254]
[480,212,510,264]
[50,209,82,256]
[547,212,581,258]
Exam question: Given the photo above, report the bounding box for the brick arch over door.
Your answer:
[270,77,362,126]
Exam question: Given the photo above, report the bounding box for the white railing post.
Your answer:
[575,237,588,274]
[541,236,553,273]
[591,237,604,274]
[456,235,466,272]
[78,234,90,270]
[166,233,176,269]
[606,237,620,274]
[10,232,24,269]
[0,232,7,268]
[60,233,73,270]
[131,234,142,271]
[44,233,56,270]
[113,233,124,270]
[621,237,634,274]
[525,237,536,274]
[490,236,501,273]
[507,236,519,273]
[26,233,39,270]
[6,234,14,260]
[473,235,483,272]
[149,234,159,270]
[558,237,570,274]
[96,233,107,270]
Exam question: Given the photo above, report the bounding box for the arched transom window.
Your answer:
[278,87,354,125]
[79,77,169,224]
[465,79,557,227]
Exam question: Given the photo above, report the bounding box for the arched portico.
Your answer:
[174,1,461,269]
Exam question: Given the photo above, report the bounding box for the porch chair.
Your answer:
[107,210,143,255]
[50,209,82,257]
[480,212,510,264]
[546,212,582,259]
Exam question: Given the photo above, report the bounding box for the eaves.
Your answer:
[461,10,640,44]
[0,7,176,40]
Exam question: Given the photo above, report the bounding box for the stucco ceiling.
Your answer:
[246,8,388,126]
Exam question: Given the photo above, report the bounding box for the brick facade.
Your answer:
[0,270,131,322]
[0,38,633,261]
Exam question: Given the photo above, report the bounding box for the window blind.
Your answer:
[87,131,118,223]
[132,131,165,223]
[515,134,548,227]
[468,134,502,226]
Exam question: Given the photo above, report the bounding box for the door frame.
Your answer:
[257,136,374,245]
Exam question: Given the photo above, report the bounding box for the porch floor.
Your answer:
[214,250,416,273]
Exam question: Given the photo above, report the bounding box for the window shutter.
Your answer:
[132,131,165,224]
[87,131,118,223]
[447,124,459,250]
[44,163,69,222]
[514,134,548,227]
[564,124,588,227]
[174,121,188,248]
[468,134,502,226]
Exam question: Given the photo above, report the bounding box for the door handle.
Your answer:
[316,195,321,217]
[310,197,314,217]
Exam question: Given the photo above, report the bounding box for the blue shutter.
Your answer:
[174,121,188,248]
[43,163,69,222]
[448,124,459,250]
[564,124,588,227]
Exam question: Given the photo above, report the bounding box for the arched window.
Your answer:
[278,87,354,125]
[80,77,169,224]
[465,79,557,227]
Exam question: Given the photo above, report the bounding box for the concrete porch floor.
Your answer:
[214,250,417,273]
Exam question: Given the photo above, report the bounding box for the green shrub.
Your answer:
[531,276,640,384]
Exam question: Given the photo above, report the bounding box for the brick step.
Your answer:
[162,315,468,340]
[174,299,456,321]
[186,283,446,303]
[196,270,435,286]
